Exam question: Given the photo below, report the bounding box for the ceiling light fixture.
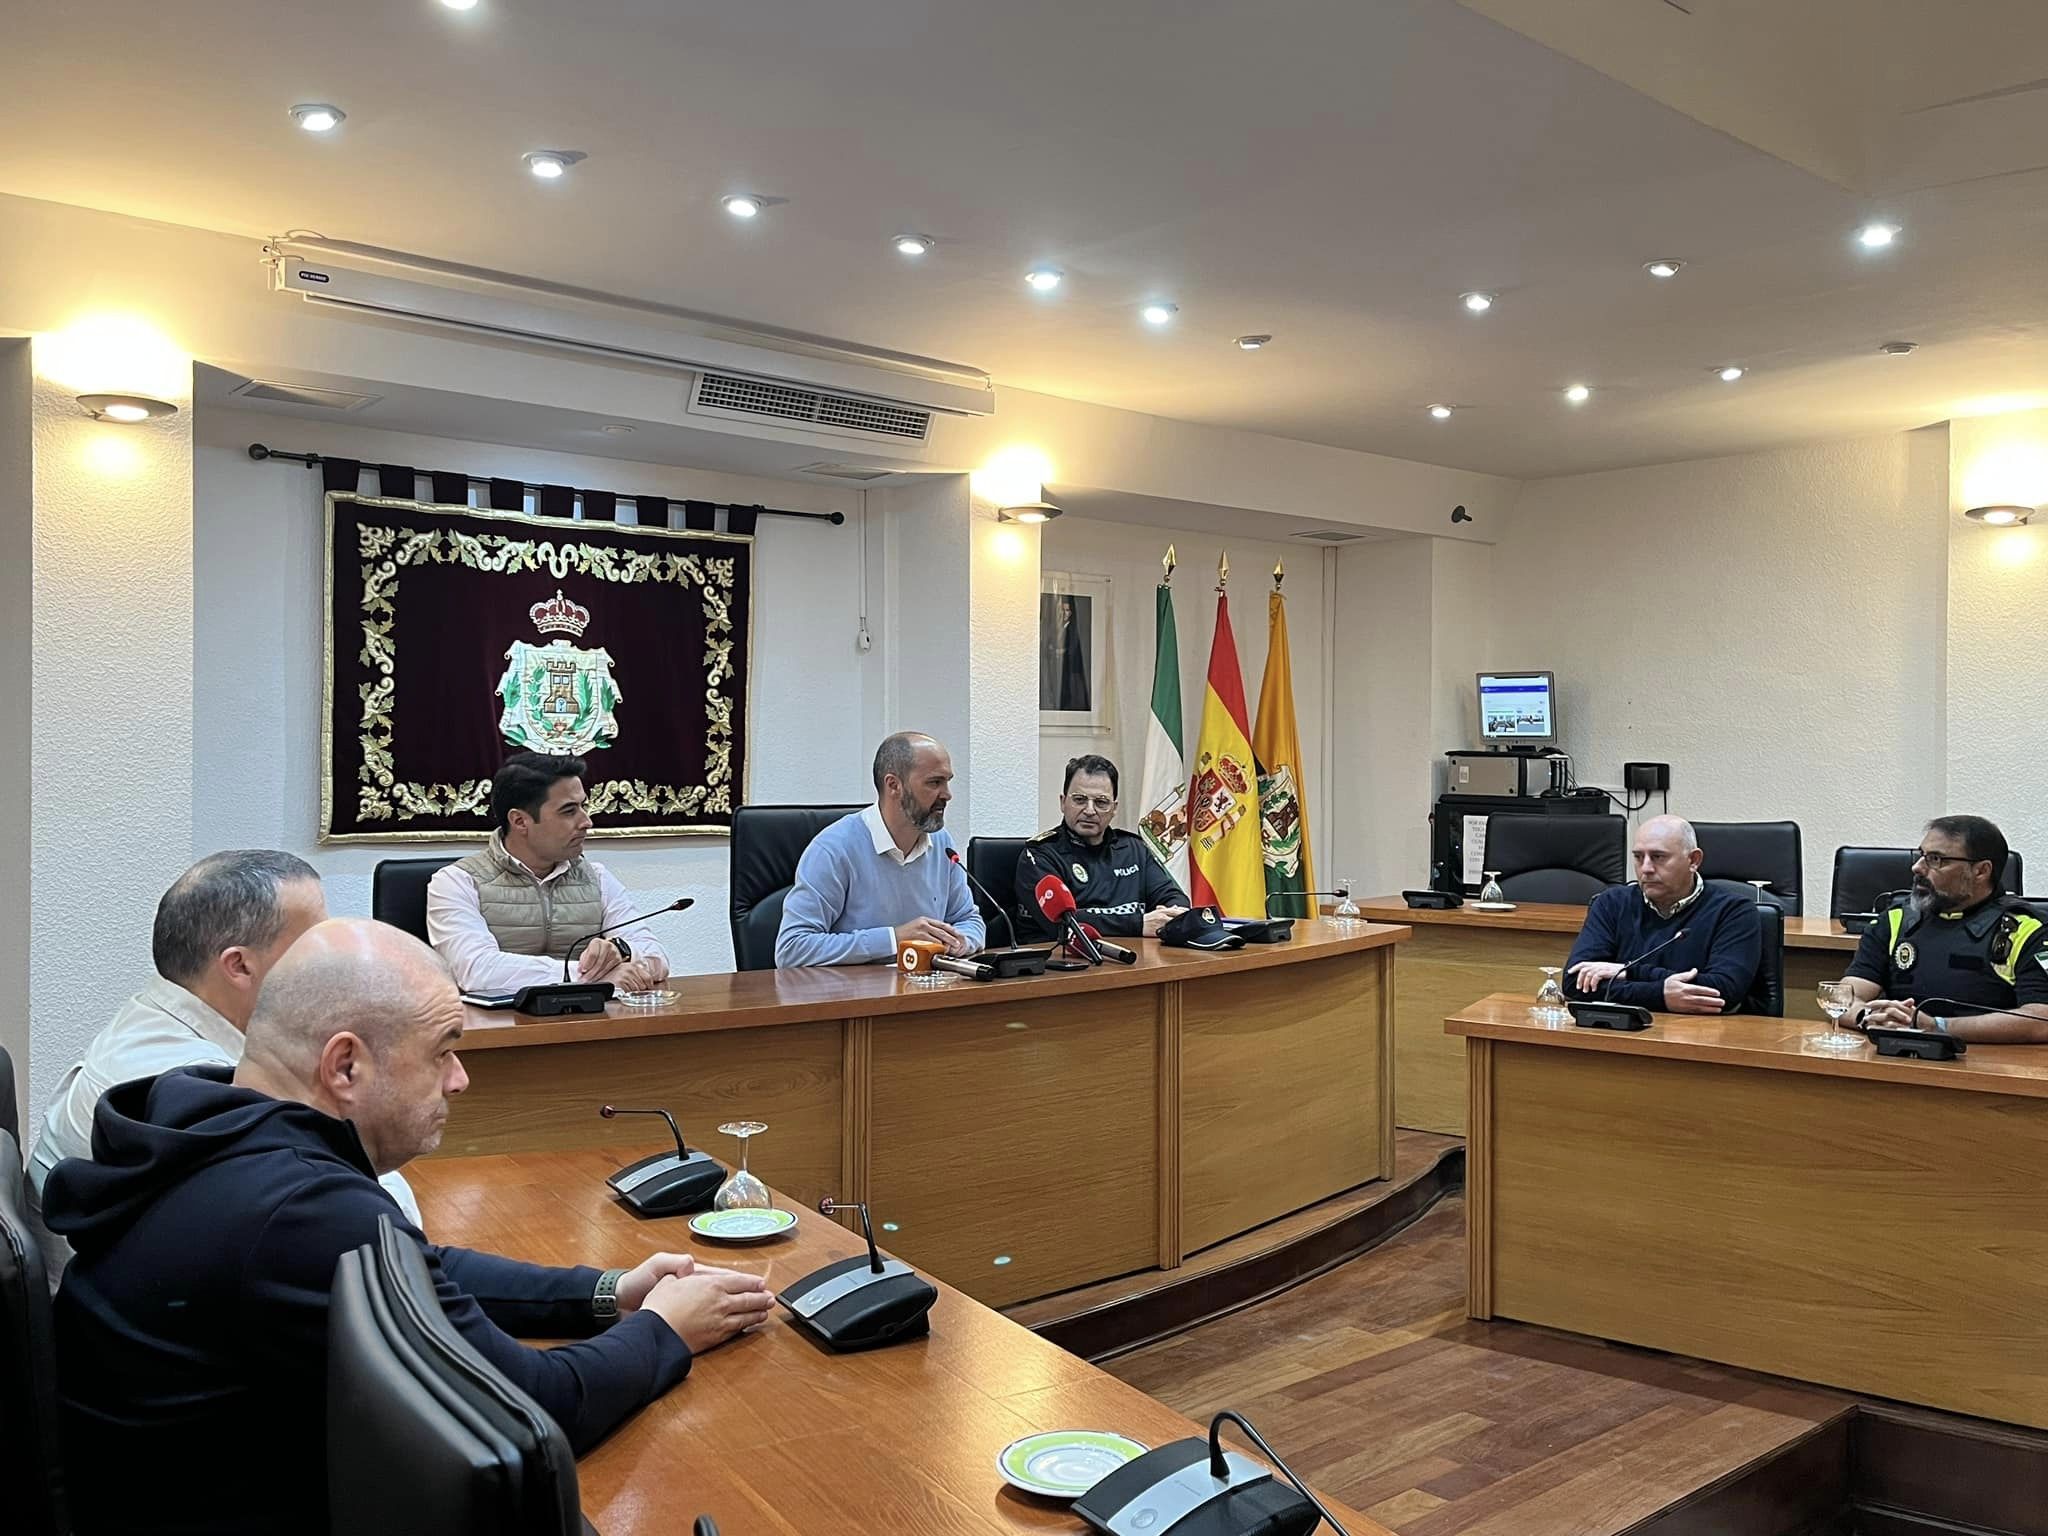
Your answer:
[1964,504,2032,527]
[1564,384,1591,404]
[289,103,345,133]
[1024,266,1064,293]
[599,423,637,436]
[77,393,178,423]
[1235,334,1272,351]
[1643,259,1685,278]
[440,0,480,8]
[1856,221,1900,249]
[997,501,1063,524]
[893,234,933,257]
[1140,302,1178,326]
[1717,365,1746,382]
[1460,291,1495,314]
[1879,340,1917,356]
[721,193,764,219]
[524,151,584,180]
[1428,404,1454,420]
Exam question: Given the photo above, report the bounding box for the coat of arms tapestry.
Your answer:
[322,493,752,841]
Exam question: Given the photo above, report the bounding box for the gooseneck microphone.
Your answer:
[599,1103,686,1158]
[1599,925,1691,997]
[597,1104,724,1217]
[1267,888,1352,916]
[819,1197,886,1275]
[944,847,1019,949]
[1035,875,1106,964]
[563,896,695,981]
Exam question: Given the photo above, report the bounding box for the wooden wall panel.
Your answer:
[1390,925,1563,1133]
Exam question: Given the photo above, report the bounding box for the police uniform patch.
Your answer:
[1894,940,1916,970]
[1071,862,1089,886]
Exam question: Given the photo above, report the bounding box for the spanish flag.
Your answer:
[1253,581,1314,918]
[1186,576,1266,917]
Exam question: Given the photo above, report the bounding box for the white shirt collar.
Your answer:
[136,974,245,1058]
[861,802,930,866]
[1644,872,1706,921]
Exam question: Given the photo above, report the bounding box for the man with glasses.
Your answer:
[1015,755,1190,942]
[1835,815,2048,1042]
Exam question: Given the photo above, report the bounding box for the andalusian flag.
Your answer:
[1186,562,1266,917]
[1253,576,1314,918]
[1137,552,1190,888]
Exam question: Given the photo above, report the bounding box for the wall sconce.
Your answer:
[77,393,179,423]
[1964,504,2034,527]
[997,501,1063,524]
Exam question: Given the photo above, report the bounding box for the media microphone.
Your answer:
[931,953,996,980]
[1035,875,1105,964]
[1065,919,1137,966]
[597,1104,723,1216]
[563,896,695,981]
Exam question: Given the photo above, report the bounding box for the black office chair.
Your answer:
[1709,879,1784,1016]
[965,835,1032,943]
[1694,820,1804,914]
[0,1041,15,1141]
[329,1215,589,1536]
[728,804,867,971]
[0,1109,68,1536]
[373,857,460,943]
[1830,846,2027,917]
[1484,814,1627,904]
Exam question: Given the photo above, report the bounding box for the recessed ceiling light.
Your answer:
[722,193,764,219]
[1879,340,1917,356]
[1025,265,1064,293]
[599,423,636,436]
[1856,221,1900,249]
[893,234,933,257]
[524,151,584,180]
[1235,334,1272,351]
[1460,291,1495,314]
[1716,365,1746,382]
[1965,504,2032,527]
[1643,259,1685,278]
[289,103,345,134]
[1140,302,1178,326]
[1564,384,1591,404]
[440,0,479,8]
[1428,404,1454,420]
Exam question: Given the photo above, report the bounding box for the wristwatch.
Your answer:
[593,1267,626,1320]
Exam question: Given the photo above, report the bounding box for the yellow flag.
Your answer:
[1186,588,1267,917]
[1252,587,1314,917]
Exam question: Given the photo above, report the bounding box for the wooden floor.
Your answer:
[1105,1196,1851,1536]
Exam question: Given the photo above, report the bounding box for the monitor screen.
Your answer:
[1477,671,1556,743]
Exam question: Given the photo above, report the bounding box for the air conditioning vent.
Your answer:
[689,372,933,443]
[1290,527,1372,544]
[229,379,381,411]
[796,463,896,482]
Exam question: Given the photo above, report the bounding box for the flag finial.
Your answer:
[1218,551,1229,589]
[1162,543,1177,583]
[1273,559,1284,590]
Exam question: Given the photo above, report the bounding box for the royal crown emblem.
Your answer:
[495,590,621,754]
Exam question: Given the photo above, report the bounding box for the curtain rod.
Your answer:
[245,443,845,525]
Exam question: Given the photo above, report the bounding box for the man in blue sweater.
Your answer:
[44,919,775,1536]
[776,730,986,966]
[1564,815,1763,1013]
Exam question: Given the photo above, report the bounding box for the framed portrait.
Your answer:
[1038,571,1113,733]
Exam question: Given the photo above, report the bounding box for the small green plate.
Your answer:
[997,1430,1147,1499]
[688,1207,798,1243]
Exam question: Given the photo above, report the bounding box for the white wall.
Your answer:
[191,406,876,976]
[1034,516,1332,882]
[0,343,29,1131]
[1493,428,1952,904]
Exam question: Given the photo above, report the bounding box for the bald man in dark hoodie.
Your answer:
[44,919,774,1536]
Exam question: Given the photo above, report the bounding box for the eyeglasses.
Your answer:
[1065,794,1116,812]
[1911,849,1975,870]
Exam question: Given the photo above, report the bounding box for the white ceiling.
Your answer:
[8,0,2048,479]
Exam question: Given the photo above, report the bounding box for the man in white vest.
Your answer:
[427,752,671,995]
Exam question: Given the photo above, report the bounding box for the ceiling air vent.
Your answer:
[796,463,897,482]
[1290,527,1372,544]
[229,379,382,411]
[689,371,933,443]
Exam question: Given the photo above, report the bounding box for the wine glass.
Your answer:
[1812,982,1866,1053]
[712,1120,772,1209]
[1746,879,1773,909]
[1332,878,1362,925]
[1478,871,1509,906]
[1530,966,1571,1025]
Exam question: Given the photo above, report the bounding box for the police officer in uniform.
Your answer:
[1837,815,2048,1043]
[1015,755,1191,942]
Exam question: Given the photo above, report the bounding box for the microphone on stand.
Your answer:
[1035,875,1105,964]
[1266,888,1353,916]
[562,897,695,981]
[597,1104,724,1216]
[1602,925,1692,996]
[780,1197,938,1351]
[943,848,1052,977]
[1567,925,1690,1032]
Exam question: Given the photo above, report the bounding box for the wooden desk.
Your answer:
[440,920,1406,1309]
[1450,992,2048,1429]
[1354,896,1859,1133]
[406,1153,1386,1535]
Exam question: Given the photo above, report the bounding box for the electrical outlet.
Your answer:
[1623,761,1670,794]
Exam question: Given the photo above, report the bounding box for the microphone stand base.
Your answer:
[606,1148,725,1217]
[975,945,1054,978]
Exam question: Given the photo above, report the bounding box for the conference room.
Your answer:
[6,2,2048,1533]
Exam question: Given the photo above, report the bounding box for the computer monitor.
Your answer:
[1477,671,1557,746]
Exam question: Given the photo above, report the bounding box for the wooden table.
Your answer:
[1354,896,1859,1133]
[1450,992,2048,1429]
[406,1152,1385,1535]
[441,919,1406,1309]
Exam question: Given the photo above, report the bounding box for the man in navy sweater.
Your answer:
[44,918,775,1536]
[1564,816,1763,1013]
